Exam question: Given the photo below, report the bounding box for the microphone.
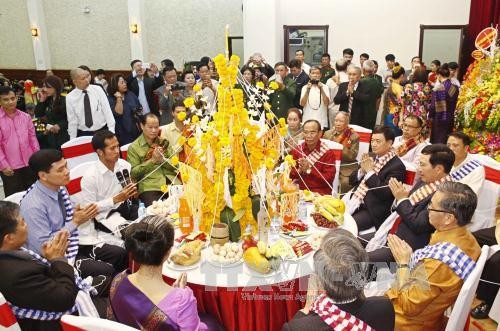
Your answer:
[116,171,126,188]
[122,169,131,185]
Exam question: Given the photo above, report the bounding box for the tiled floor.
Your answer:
[470,299,499,331]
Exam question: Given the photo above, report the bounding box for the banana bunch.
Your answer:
[313,195,345,225]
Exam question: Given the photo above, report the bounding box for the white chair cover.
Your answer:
[120,143,131,160]
[2,191,26,204]
[60,315,139,331]
[61,136,98,170]
[348,124,372,161]
[0,292,21,331]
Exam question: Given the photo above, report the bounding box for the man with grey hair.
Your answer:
[361,60,384,129]
[386,181,481,329]
[66,68,115,139]
[333,65,370,128]
[246,52,275,78]
[283,228,395,330]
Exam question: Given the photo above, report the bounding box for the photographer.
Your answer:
[107,74,142,146]
[155,66,184,125]
[300,66,330,130]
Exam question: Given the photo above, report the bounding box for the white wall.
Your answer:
[0,0,36,69]
[243,0,471,70]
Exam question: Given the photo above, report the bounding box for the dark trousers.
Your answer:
[353,208,382,231]
[359,231,395,280]
[139,191,164,207]
[75,244,128,296]
[77,124,108,137]
[473,227,499,305]
[0,166,37,197]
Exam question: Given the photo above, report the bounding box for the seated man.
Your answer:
[20,149,121,289]
[0,201,81,331]
[393,114,428,165]
[346,126,406,231]
[364,144,455,265]
[323,111,359,193]
[283,228,394,331]
[386,182,481,330]
[79,130,138,250]
[127,113,179,206]
[447,131,485,195]
[290,119,336,195]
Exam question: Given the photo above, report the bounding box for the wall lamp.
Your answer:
[31,28,39,37]
[130,24,138,34]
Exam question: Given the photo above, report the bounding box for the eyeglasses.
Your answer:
[427,205,455,216]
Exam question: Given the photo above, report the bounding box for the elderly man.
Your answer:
[447,131,485,195]
[386,182,481,330]
[0,202,81,331]
[269,62,296,119]
[283,228,395,331]
[346,126,406,231]
[394,114,429,164]
[300,66,330,129]
[333,65,370,128]
[126,60,163,116]
[66,68,115,139]
[246,52,275,78]
[360,60,384,129]
[324,112,359,193]
[290,120,336,195]
[364,144,455,266]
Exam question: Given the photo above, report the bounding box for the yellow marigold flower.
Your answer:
[284,154,296,166]
[170,213,179,219]
[177,136,186,146]
[266,112,275,120]
[171,155,179,166]
[181,172,190,183]
[188,137,197,147]
[265,157,275,170]
[256,81,265,89]
[177,111,187,121]
[183,97,195,108]
[279,126,288,137]
[160,184,169,193]
[263,102,271,111]
[193,84,202,92]
[269,81,279,90]
[191,115,200,123]
[278,118,286,127]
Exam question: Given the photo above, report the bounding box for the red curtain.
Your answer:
[462,0,500,73]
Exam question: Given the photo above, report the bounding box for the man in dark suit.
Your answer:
[0,201,79,331]
[361,60,384,129]
[282,229,395,331]
[288,59,309,109]
[348,126,406,231]
[126,59,164,116]
[333,65,370,128]
[365,144,456,265]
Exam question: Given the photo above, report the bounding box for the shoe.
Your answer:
[471,302,491,319]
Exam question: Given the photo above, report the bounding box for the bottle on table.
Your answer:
[257,196,269,244]
[137,201,146,219]
[179,197,194,235]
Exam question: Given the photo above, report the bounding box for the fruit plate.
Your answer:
[285,250,313,262]
[206,246,243,268]
[165,258,203,271]
[243,264,279,278]
[279,230,311,240]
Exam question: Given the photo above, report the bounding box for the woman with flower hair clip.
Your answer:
[382,63,405,135]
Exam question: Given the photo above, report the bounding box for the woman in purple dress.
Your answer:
[108,216,220,330]
[429,64,459,143]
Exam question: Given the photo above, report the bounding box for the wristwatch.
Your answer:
[306,168,311,174]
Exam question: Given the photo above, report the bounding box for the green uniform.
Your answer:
[361,74,385,129]
[269,76,296,119]
[320,66,336,84]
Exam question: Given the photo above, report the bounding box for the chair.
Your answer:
[2,191,26,204]
[321,139,343,195]
[444,245,494,331]
[61,136,98,170]
[349,124,372,161]
[120,143,131,160]
[60,315,139,331]
[402,160,417,187]
[0,291,21,331]
[469,154,499,232]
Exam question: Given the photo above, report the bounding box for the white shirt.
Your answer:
[301,62,311,74]
[393,136,429,164]
[196,79,219,114]
[301,84,330,129]
[136,77,151,114]
[66,84,115,139]
[451,153,485,195]
[450,77,461,87]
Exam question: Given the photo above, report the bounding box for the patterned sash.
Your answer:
[8,248,95,321]
[409,241,476,280]
[353,151,396,201]
[311,293,374,331]
[333,127,355,148]
[299,141,330,166]
[21,184,79,262]
[395,136,424,157]
[451,158,482,182]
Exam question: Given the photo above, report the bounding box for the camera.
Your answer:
[171,83,185,91]
[310,80,319,85]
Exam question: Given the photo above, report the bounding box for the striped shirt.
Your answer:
[20,181,77,255]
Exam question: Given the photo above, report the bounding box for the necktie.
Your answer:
[83,90,93,128]
[348,89,353,113]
